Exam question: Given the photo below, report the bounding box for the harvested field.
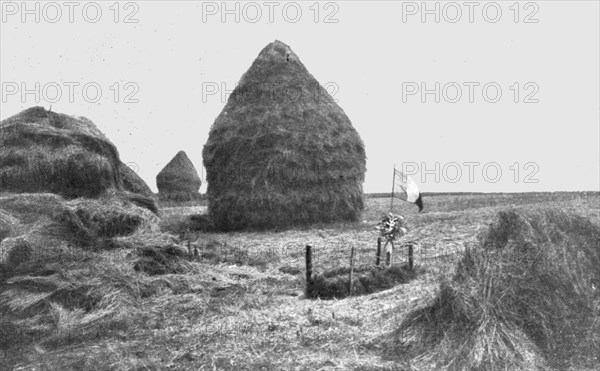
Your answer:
[1,192,598,370]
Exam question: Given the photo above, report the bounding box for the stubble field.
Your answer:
[4,192,598,370]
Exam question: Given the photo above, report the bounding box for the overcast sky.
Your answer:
[1,1,599,193]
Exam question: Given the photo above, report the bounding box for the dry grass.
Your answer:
[1,192,598,370]
[0,107,158,215]
[0,192,174,370]
[396,207,599,370]
[118,162,158,214]
[0,107,120,199]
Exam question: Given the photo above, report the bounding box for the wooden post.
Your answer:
[385,241,393,267]
[349,246,355,297]
[408,243,414,270]
[305,245,313,297]
[376,237,381,266]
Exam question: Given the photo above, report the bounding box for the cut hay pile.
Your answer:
[203,40,366,231]
[0,107,158,213]
[0,193,161,277]
[156,151,201,202]
[398,208,600,370]
[0,107,185,368]
[0,193,186,369]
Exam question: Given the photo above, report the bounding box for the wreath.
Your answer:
[375,213,407,242]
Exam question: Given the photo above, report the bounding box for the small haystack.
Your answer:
[203,40,366,231]
[156,151,201,201]
[398,208,600,370]
[0,107,157,213]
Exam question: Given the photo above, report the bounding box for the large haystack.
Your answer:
[156,151,201,201]
[0,107,158,213]
[398,208,600,370]
[203,40,366,231]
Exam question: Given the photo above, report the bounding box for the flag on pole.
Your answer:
[391,168,423,212]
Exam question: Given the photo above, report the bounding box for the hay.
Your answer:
[0,192,178,366]
[133,244,191,275]
[119,162,159,214]
[156,151,201,201]
[119,161,153,197]
[0,108,186,367]
[0,107,158,214]
[122,192,159,215]
[203,40,366,231]
[398,208,600,370]
[0,193,160,273]
[0,107,121,198]
[0,210,21,242]
[0,238,32,271]
[67,196,159,238]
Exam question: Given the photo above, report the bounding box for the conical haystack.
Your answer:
[203,40,366,231]
[156,151,201,201]
[398,208,600,370]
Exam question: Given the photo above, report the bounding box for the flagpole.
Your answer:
[390,163,395,211]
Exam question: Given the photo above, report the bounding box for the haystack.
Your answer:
[398,208,600,370]
[0,107,158,213]
[156,151,201,201]
[119,161,154,197]
[0,108,185,369]
[1,107,120,198]
[119,161,159,213]
[203,40,366,231]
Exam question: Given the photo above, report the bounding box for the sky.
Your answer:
[1,1,599,194]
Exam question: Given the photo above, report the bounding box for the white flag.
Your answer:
[392,169,423,211]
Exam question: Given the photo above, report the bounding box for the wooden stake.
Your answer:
[385,241,393,267]
[408,243,414,270]
[349,246,355,297]
[376,237,382,266]
[305,245,313,297]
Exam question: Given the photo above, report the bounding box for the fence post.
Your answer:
[349,246,355,297]
[305,245,313,297]
[376,237,381,266]
[408,243,414,270]
[386,241,392,266]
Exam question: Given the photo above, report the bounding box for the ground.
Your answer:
[4,192,599,370]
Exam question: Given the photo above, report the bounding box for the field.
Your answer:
[2,192,599,370]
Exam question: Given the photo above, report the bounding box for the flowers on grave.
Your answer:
[375,213,407,241]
